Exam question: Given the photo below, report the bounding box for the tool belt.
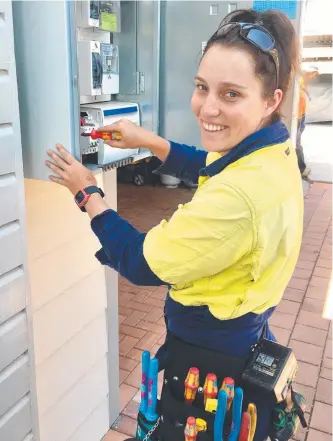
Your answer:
[133,333,273,441]
[130,332,306,441]
[157,332,249,440]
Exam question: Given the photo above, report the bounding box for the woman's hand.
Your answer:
[101,119,171,162]
[101,119,155,150]
[45,144,97,195]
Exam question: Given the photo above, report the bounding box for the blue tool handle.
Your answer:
[139,351,150,414]
[214,389,227,441]
[227,387,243,441]
[146,358,159,422]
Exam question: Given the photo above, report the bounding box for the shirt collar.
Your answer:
[199,120,290,178]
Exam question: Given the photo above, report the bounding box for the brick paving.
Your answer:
[104,182,332,441]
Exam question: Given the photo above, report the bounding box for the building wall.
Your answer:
[0,2,38,440]
[24,172,113,441]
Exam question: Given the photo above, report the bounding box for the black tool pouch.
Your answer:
[128,333,304,441]
[155,332,250,441]
[128,333,283,441]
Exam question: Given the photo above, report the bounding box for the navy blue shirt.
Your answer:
[91,122,289,357]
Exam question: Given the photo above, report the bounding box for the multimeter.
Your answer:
[242,339,298,403]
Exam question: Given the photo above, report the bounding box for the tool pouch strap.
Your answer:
[290,386,307,429]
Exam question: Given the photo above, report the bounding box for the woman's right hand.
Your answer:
[99,119,171,161]
[101,119,152,150]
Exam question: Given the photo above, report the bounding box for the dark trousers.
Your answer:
[296,115,306,173]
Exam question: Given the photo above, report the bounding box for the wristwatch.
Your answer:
[74,186,105,212]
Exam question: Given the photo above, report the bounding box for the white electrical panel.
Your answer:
[80,102,140,165]
[78,41,119,96]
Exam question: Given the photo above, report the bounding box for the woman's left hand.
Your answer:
[45,144,97,195]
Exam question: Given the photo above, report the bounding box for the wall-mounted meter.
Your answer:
[78,41,119,96]
[76,0,121,32]
[101,43,119,94]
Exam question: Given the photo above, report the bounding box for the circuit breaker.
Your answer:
[78,41,119,96]
[80,102,140,165]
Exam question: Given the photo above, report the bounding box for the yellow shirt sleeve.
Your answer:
[143,180,254,285]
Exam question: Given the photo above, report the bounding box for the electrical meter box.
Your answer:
[80,102,140,166]
[76,0,121,32]
[78,41,119,96]
[12,0,130,181]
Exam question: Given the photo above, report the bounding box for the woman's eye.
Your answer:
[225,91,239,98]
[195,83,207,92]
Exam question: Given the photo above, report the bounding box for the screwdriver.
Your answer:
[221,377,235,411]
[203,373,218,406]
[184,367,200,405]
[239,412,251,441]
[185,416,197,441]
[81,128,122,141]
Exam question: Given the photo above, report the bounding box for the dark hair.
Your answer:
[203,9,301,118]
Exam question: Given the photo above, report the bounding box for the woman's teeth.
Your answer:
[202,122,226,132]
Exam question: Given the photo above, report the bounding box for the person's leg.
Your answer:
[296,118,307,174]
[296,115,311,178]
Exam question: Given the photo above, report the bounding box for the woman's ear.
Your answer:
[265,89,283,117]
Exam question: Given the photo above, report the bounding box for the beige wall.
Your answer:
[24,172,113,441]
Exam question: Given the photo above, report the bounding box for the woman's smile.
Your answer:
[201,120,229,132]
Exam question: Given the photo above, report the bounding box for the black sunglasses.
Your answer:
[216,22,280,90]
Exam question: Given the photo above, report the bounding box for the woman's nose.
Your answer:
[201,95,221,118]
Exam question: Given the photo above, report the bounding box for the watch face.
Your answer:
[76,190,85,204]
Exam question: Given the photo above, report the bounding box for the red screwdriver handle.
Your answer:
[81,129,122,141]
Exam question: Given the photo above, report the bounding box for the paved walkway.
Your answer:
[105,182,332,441]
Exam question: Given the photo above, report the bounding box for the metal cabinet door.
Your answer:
[159,1,252,148]
[12,0,80,181]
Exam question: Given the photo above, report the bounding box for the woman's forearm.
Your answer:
[145,133,171,162]
[85,193,110,219]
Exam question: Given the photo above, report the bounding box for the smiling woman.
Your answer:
[191,44,282,154]
[46,8,305,441]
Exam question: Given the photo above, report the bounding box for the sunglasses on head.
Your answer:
[216,22,280,90]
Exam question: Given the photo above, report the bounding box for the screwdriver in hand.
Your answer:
[81,129,122,141]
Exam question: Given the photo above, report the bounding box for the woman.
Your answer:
[46,8,303,441]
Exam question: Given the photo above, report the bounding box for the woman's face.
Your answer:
[191,44,282,154]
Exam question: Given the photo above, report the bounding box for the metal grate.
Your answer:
[100,156,134,171]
